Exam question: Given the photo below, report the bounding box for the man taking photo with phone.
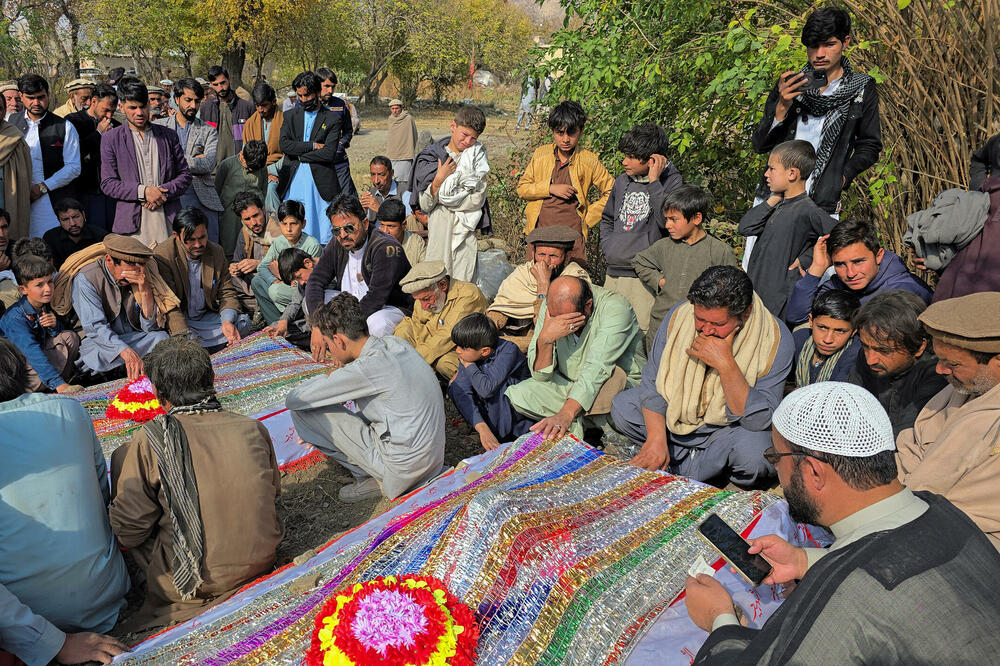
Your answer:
[750,8,881,218]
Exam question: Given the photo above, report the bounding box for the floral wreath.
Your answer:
[306,574,479,666]
[105,376,166,422]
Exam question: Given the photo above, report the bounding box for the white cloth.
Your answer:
[341,246,369,299]
[25,114,81,237]
[320,287,402,337]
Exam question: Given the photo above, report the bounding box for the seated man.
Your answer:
[785,218,931,325]
[506,275,644,440]
[375,198,425,267]
[0,339,130,637]
[285,294,445,502]
[154,207,251,350]
[229,191,278,314]
[896,292,1000,548]
[109,336,283,630]
[487,226,591,352]
[65,234,175,380]
[0,254,82,393]
[394,260,488,379]
[686,381,1000,663]
[610,266,793,487]
[848,290,945,436]
[42,198,108,270]
[305,194,412,361]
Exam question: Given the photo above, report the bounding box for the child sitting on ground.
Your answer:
[0,254,82,393]
[599,122,683,338]
[792,289,862,387]
[738,139,837,318]
[252,199,322,324]
[516,100,614,265]
[631,184,739,350]
[447,313,532,451]
[412,106,490,282]
[263,247,315,348]
[376,198,425,267]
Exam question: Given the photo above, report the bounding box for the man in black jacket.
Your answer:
[750,7,881,216]
[304,194,412,361]
[66,84,120,230]
[316,67,358,198]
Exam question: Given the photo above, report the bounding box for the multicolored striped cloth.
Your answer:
[119,432,780,665]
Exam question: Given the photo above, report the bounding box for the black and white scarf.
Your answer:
[796,57,872,191]
[143,395,223,600]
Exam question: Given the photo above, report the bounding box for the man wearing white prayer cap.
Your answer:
[683,382,1000,664]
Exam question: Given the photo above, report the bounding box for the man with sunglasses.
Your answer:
[685,382,1000,663]
[303,194,412,362]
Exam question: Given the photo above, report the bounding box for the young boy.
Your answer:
[792,289,861,387]
[263,247,315,349]
[376,198,425,267]
[516,100,614,265]
[447,313,532,451]
[631,185,739,350]
[738,139,837,318]
[599,122,683,337]
[0,254,82,393]
[251,199,322,324]
[410,106,489,282]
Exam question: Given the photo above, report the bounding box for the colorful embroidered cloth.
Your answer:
[118,433,793,665]
[73,333,327,469]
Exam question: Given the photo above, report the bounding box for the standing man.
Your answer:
[10,74,81,238]
[0,113,31,239]
[0,81,22,121]
[278,71,342,244]
[100,78,191,246]
[66,83,120,230]
[52,79,94,118]
[386,99,417,194]
[360,155,411,221]
[155,78,224,243]
[199,66,254,167]
[315,67,357,197]
[243,81,284,213]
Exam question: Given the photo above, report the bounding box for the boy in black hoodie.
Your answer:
[599,123,682,336]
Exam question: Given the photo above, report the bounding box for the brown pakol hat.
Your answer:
[400,260,447,294]
[104,234,154,264]
[919,292,1000,353]
[526,226,581,248]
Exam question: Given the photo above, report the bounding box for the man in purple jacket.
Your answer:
[100,78,191,248]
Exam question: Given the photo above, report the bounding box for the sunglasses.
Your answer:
[762,446,828,466]
[331,223,356,236]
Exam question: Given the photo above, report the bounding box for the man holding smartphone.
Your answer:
[749,8,882,218]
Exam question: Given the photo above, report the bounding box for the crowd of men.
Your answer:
[2,5,1000,664]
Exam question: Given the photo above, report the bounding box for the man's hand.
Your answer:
[269,259,279,277]
[787,258,805,277]
[97,117,113,133]
[120,264,148,291]
[646,153,668,182]
[55,383,84,394]
[144,186,168,209]
[119,347,144,381]
[475,423,501,451]
[431,156,457,191]
[232,258,259,275]
[775,71,807,122]
[0,252,9,270]
[221,320,241,345]
[684,574,736,633]
[807,234,831,277]
[312,142,325,150]
[360,191,378,212]
[37,311,57,328]
[56,631,128,665]
[630,436,670,470]
[549,183,577,200]
[310,326,329,362]
[530,259,555,294]
[538,311,587,345]
[529,409,574,440]
[264,319,289,338]
[268,173,279,183]
[29,183,42,202]
[747,534,809,585]
[687,329,737,371]
[658,276,666,289]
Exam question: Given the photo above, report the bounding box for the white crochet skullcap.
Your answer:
[772,382,895,457]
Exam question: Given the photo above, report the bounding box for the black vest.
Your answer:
[10,111,74,201]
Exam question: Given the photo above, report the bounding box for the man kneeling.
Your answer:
[110,337,283,631]
[286,293,445,502]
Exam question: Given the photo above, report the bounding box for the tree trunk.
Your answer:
[222,45,247,89]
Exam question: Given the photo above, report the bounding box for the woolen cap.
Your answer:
[400,260,447,293]
[388,98,403,107]
[526,226,581,247]
[65,78,95,92]
[104,234,154,264]
[0,80,16,93]
[773,382,895,457]
[919,292,1000,353]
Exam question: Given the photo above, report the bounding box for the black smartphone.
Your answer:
[799,69,828,93]
[696,513,772,587]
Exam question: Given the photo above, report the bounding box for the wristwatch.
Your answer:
[38,183,48,195]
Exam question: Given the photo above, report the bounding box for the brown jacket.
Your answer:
[516,143,614,238]
[109,411,284,630]
[897,381,1000,549]
[154,236,241,318]
[243,108,284,166]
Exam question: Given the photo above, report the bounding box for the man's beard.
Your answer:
[182,107,198,121]
[429,288,447,313]
[948,371,999,397]
[785,465,823,527]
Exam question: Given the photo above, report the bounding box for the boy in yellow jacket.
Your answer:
[516,101,613,266]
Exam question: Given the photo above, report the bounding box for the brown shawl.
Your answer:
[387,110,418,160]
[0,120,32,240]
[244,109,284,166]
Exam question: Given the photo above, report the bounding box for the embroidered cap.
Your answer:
[0,80,16,93]
[388,98,403,107]
[400,260,448,294]
[526,226,581,248]
[65,78,95,92]
[919,292,1000,354]
[103,234,154,264]
[773,382,895,457]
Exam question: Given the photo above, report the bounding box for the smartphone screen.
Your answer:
[801,69,827,92]
[697,514,772,586]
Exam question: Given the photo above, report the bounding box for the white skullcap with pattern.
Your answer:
[772,382,895,457]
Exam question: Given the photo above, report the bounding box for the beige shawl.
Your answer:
[243,109,284,166]
[0,120,32,240]
[655,293,780,435]
[489,261,591,320]
[387,110,418,160]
